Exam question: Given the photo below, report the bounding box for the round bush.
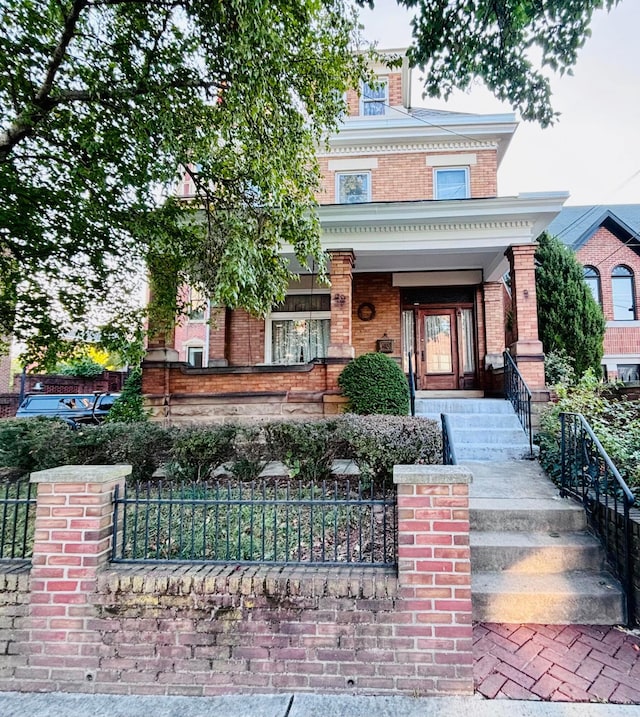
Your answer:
[338,352,410,416]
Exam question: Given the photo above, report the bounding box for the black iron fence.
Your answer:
[503,350,533,458]
[0,478,36,560]
[112,478,397,567]
[560,412,637,625]
[442,414,457,465]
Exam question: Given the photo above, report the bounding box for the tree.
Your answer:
[381,0,621,127]
[535,232,605,378]
[1,0,369,364]
[1,1,621,362]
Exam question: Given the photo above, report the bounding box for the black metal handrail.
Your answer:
[407,351,416,416]
[0,478,36,560]
[503,350,533,458]
[442,414,457,465]
[560,412,637,625]
[112,478,397,567]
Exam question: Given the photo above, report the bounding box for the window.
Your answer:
[611,265,635,320]
[187,346,204,368]
[617,364,640,383]
[188,288,207,322]
[361,78,387,116]
[583,266,601,306]
[266,293,330,364]
[336,172,371,204]
[434,168,470,200]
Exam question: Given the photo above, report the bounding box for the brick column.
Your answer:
[393,465,474,696]
[207,306,229,367]
[327,250,355,359]
[506,245,545,389]
[27,465,130,686]
[482,282,506,369]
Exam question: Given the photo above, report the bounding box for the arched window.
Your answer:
[583,266,601,306]
[611,265,636,320]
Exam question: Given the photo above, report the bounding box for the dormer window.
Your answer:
[434,168,470,200]
[361,78,388,116]
[336,172,371,204]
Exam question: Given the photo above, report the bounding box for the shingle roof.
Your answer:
[546,204,640,250]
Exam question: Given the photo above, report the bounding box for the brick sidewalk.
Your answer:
[474,623,640,704]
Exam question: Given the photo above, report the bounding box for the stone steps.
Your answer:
[467,461,626,625]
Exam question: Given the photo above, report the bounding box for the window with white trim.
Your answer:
[360,78,388,116]
[336,172,371,204]
[266,293,331,365]
[187,345,204,368]
[434,167,470,200]
[187,288,207,322]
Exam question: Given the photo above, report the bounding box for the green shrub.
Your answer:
[106,367,147,423]
[264,419,345,481]
[544,348,575,387]
[340,414,441,484]
[229,425,269,481]
[539,370,640,490]
[166,424,238,481]
[0,418,74,473]
[338,352,409,415]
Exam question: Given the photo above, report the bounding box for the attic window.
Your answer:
[361,79,387,116]
[434,168,470,200]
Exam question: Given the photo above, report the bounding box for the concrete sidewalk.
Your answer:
[1,691,640,717]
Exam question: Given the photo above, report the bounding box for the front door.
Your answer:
[418,309,459,390]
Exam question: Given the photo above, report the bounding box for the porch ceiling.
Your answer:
[285,193,569,283]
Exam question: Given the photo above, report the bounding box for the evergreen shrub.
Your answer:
[338,352,410,415]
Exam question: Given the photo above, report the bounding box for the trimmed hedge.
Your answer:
[0,414,442,485]
[338,352,410,415]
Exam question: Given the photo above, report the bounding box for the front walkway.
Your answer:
[474,623,640,704]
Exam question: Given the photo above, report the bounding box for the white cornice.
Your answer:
[322,219,533,235]
[318,140,497,157]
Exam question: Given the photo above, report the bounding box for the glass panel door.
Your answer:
[425,314,453,373]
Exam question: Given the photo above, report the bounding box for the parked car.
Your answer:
[15,392,120,427]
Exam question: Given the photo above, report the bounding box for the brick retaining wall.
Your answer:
[0,464,473,697]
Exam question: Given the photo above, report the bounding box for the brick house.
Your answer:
[144,53,568,422]
[546,205,640,382]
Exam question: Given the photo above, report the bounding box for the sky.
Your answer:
[359,0,640,206]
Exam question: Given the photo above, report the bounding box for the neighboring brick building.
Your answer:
[149,52,568,422]
[547,205,640,381]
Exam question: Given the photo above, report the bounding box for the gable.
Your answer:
[546,205,640,252]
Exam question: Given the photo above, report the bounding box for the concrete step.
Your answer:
[471,531,604,573]
[414,398,514,415]
[472,571,626,624]
[470,498,587,532]
[454,428,530,446]
[456,444,532,462]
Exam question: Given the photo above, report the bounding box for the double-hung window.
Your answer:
[583,266,602,306]
[266,294,331,364]
[612,265,636,320]
[434,168,470,200]
[187,345,204,368]
[361,78,388,116]
[336,172,371,204]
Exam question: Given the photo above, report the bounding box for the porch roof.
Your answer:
[286,193,568,282]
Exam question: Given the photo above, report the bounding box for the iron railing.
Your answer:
[560,412,637,625]
[442,414,457,465]
[0,478,36,560]
[407,351,416,416]
[112,478,397,567]
[503,350,533,458]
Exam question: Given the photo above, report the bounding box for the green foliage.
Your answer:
[56,356,104,378]
[544,348,576,387]
[538,371,640,490]
[0,415,441,486]
[387,0,621,127]
[106,367,147,423]
[536,232,605,378]
[166,424,238,481]
[340,414,442,484]
[264,420,345,481]
[338,353,410,416]
[0,0,369,359]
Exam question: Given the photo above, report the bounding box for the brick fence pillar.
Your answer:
[27,465,131,687]
[393,464,474,696]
